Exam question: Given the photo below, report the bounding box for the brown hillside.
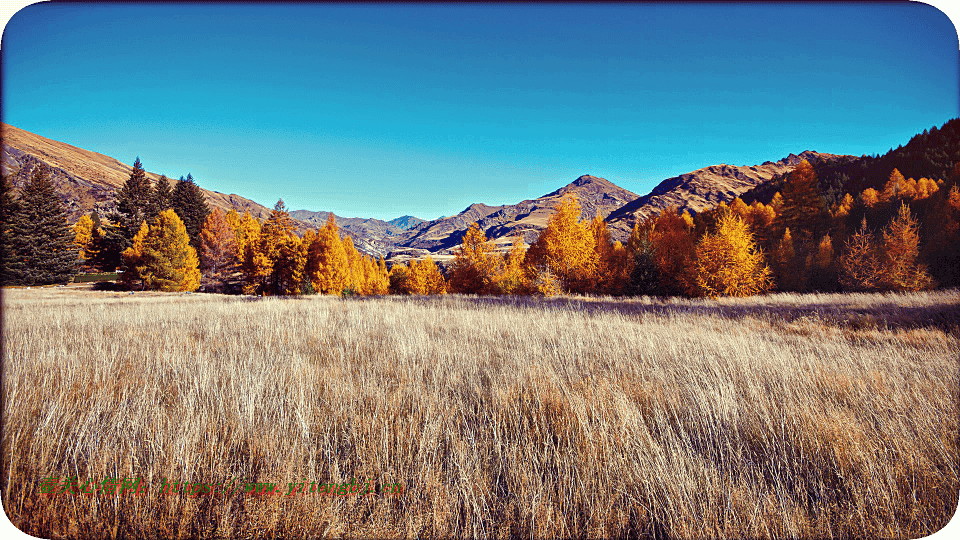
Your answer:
[1,123,276,222]
[605,151,854,240]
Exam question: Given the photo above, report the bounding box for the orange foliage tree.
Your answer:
[839,218,883,291]
[448,222,502,294]
[199,208,238,289]
[694,209,772,297]
[878,202,933,291]
[649,207,697,296]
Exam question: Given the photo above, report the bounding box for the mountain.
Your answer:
[392,175,639,255]
[289,210,424,256]
[1,123,278,223]
[605,151,854,239]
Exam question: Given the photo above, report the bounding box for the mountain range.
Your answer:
[1,123,851,262]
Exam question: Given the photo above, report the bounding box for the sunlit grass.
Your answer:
[2,287,958,538]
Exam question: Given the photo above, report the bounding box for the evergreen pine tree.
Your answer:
[101,158,154,270]
[172,173,211,251]
[6,164,79,285]
[0,174,20,285]
[153,175,173,213]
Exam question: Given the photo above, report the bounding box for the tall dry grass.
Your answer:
[2,287,958,538]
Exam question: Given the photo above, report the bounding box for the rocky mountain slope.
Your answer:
[605,151,853,239]
[392,175,638,256]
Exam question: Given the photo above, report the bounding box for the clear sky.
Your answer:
[2,2,958,221]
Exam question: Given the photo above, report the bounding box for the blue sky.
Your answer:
[2,2,958,221]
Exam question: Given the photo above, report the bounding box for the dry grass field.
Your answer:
[2,287,958,539]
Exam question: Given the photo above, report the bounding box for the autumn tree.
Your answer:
[694,209,772,297]
[448,223,502,294]
[771,228,800,291]
[370,256,390,295]
[525,194,597,293]
[342,236,365,295]
[199,208,239,290]
[5,164,80,285]
[878,202,933,291]
[860,188,880,208]
[252,200,303,295]
[72,213,101,268]
[809,234,838,291]
[839,218,882,291]
[409,256,446,295]
[172,174,211,251]
[649,207,698,296]
[777,159,828,237]
[307,214,350,294]
[496,236,530,295]
[388,263,413,295]
[120,209,200,291]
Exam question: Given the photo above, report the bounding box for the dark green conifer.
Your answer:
[0,174,20,285]
[6,164,79,285]
[100,158,154,270]
[153,175,173,213]
[172,173,210,251]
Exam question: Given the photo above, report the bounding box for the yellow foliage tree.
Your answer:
[525,193,597,294]
[694,209,772,297]
[342,236,365,294]
[495,236,530,295]
[120,210,200,291]
[72,214,99,264]
[409,256,446,295]
[307,214,350,294]
[448,222,502,294]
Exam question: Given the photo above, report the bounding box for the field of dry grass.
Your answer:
[2,286,958,539]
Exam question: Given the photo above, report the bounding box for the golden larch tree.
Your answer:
[307,214,350,294]
[199,208,238,289]
[72,214,98,265]
[879,202,933,291]
[839,218,882,291]
[694,209,772,297]
[120,210,200,291]
[649,207,698,296]
[448,222,502,294]
[409,256,446,295]
[495,236,530,295]
[525,193,597,294]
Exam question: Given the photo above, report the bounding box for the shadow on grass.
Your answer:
[363,290,960,335]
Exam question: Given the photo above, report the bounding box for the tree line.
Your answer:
[3,137,959,297]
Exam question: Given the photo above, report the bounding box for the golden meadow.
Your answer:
[2,286,958,538]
